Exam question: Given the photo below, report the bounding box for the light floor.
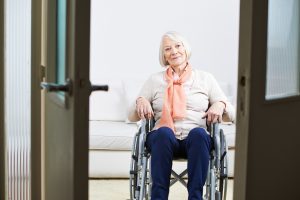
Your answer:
[89,179,233,200]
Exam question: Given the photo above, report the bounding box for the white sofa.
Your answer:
[89,78,236,178]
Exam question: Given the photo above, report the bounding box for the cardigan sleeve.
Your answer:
[127,75,154,122]
[207,73,236,122]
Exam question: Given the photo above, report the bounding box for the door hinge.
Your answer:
[40,65,46,81]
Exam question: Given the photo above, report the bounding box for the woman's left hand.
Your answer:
[202,101,226,124]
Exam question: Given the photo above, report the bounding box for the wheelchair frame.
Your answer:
[129,119,228,200]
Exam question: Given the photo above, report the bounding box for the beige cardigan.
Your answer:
[128,69,235,140]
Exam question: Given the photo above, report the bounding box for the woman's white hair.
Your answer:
[159,31,192,67]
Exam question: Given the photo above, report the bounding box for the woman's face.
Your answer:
[163,37,187,68]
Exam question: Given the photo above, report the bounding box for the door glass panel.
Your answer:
[266,0,300,100]
[56,0,67,84]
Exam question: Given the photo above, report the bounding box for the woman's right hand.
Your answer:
[136,97,154,119]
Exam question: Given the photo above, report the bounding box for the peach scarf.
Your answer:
[158,65,192,131]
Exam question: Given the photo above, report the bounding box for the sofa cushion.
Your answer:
[89,79,126,121]
[89,121,235,150]
[218,81,234,105]
[89,121,137,150]
[122,77,145,123]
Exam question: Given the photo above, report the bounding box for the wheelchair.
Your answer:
[129,119,228,200]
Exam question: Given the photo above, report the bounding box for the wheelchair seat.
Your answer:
[129,119,228,200]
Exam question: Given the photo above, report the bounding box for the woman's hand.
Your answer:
[202,101,226,124]
[136,97,154,120]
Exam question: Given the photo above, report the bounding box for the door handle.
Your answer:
[89,79,109,93]
[91,85,109,92]
[41,79,109,95]
[90,84,109,92]
[40,78,72,95]
[89,84,109,95]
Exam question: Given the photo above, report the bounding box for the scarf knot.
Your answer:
[173,81,182,85]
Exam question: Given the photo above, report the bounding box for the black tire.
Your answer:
[140,153,152,200]
[145,162,152,200]
[218,129,228,200]
[130,132,140,200]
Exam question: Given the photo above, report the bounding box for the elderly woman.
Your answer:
[128,31,235,200]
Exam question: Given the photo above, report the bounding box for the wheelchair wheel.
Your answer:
[129,131,151,200]
[130,133,139,200]
[205,127,229,200]
[217,128,228,200]
[143,161,152,200]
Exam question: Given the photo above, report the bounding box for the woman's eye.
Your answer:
[164,48,171,52]
[176,44,181,48]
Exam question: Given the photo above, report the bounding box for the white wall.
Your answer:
[90,0,240,105]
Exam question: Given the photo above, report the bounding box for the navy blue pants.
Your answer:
[146,127,212,200]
